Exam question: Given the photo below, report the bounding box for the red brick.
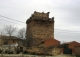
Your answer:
[44,38,60,47]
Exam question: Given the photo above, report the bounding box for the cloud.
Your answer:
[0,0,80,42]
[53,0,80,26]
[55,30,80,43]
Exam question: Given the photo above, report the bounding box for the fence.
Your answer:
[63,48,72,54]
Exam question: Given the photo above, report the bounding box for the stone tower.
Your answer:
[26,11,54,46]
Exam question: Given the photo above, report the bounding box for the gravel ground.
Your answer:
[54,54,76,57]
[0,54,76,57]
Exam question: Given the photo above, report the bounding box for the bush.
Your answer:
[5,50,9,54]
[16,50,20,54]
[76,55,80,57]
[31,52,36,55]
[8,51,13,54]
[23,50,28,54]
[0,49,2,53]
[5,50,13,54]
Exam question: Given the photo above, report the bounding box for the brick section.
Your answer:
[60,48,64,53]
[44,38,60,47]
[72,48,75,53]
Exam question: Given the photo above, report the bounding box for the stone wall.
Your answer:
[26,47,61,56]
[26,11,54,46]
[0,45,16,53]
[52,47,60,56]
[74,46,80,56]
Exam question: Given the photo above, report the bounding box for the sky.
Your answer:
[0,0,80,43]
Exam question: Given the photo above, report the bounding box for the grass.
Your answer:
[76,55,80,57]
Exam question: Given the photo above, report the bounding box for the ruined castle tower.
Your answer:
[26,11,54,46]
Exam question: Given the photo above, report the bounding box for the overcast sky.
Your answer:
[0,0,80,43]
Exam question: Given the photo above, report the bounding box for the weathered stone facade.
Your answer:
[26,11,54,46]
[75,46,80,56]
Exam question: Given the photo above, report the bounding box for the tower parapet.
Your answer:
[26,11,54,24]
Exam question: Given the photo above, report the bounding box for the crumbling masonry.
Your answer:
[26,11,54,46]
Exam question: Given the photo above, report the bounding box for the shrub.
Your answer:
[8,51,13,54]
[16,50,20,54]
[23,50,28,54]
[0,49,2,53]
[5,50,13,54]
[5,50,9,54]
[31,52,36,55]
[76,55,80,57]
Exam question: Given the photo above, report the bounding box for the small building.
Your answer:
[59,41,80,54]
[44,38,60,47]
[0,35,23,47]
[65,41,80,49]
[65,41,80,54]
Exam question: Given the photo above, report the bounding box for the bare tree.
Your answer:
[17,28,26,39]
[4,25,17,36]
[4,25,17,51]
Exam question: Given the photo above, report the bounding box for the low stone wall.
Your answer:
[27,47,61,56]
[52,47,60,56]
[75,46,80,56]
[0,45,17,54]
